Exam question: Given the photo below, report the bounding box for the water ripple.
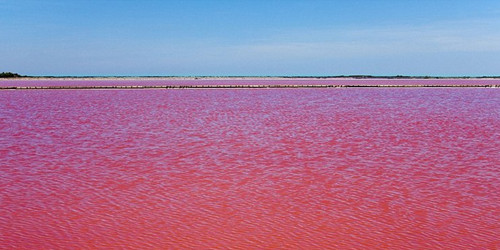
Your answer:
[1,88,499,248]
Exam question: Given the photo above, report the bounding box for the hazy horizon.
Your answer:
[6,74,500,78]
[2,0,500,76]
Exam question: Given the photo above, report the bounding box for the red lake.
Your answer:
[1,80,499,248]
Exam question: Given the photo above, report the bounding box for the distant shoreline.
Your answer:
[2,76,500,90]
[2,84,498,90]
[3,75,500,80]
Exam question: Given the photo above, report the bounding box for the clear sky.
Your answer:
[1,0,500,76]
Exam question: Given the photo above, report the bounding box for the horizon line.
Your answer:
[4,74,500,79]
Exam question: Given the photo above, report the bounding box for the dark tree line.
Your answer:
[0,72,23,78]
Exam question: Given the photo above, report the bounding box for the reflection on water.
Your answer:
[1,87,499,248]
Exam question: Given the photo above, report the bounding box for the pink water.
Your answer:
[1,86,499,248]
[1,78,499,87]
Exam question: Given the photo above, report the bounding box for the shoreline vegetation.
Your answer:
[1,72,500,80]
[1,72,499,89]
[0,72,23,78]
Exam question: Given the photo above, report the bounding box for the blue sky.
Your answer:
[1,0,500,76]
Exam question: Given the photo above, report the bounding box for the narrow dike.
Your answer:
[0,84,499,90]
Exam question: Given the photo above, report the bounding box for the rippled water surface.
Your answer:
[1,86,499,248]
